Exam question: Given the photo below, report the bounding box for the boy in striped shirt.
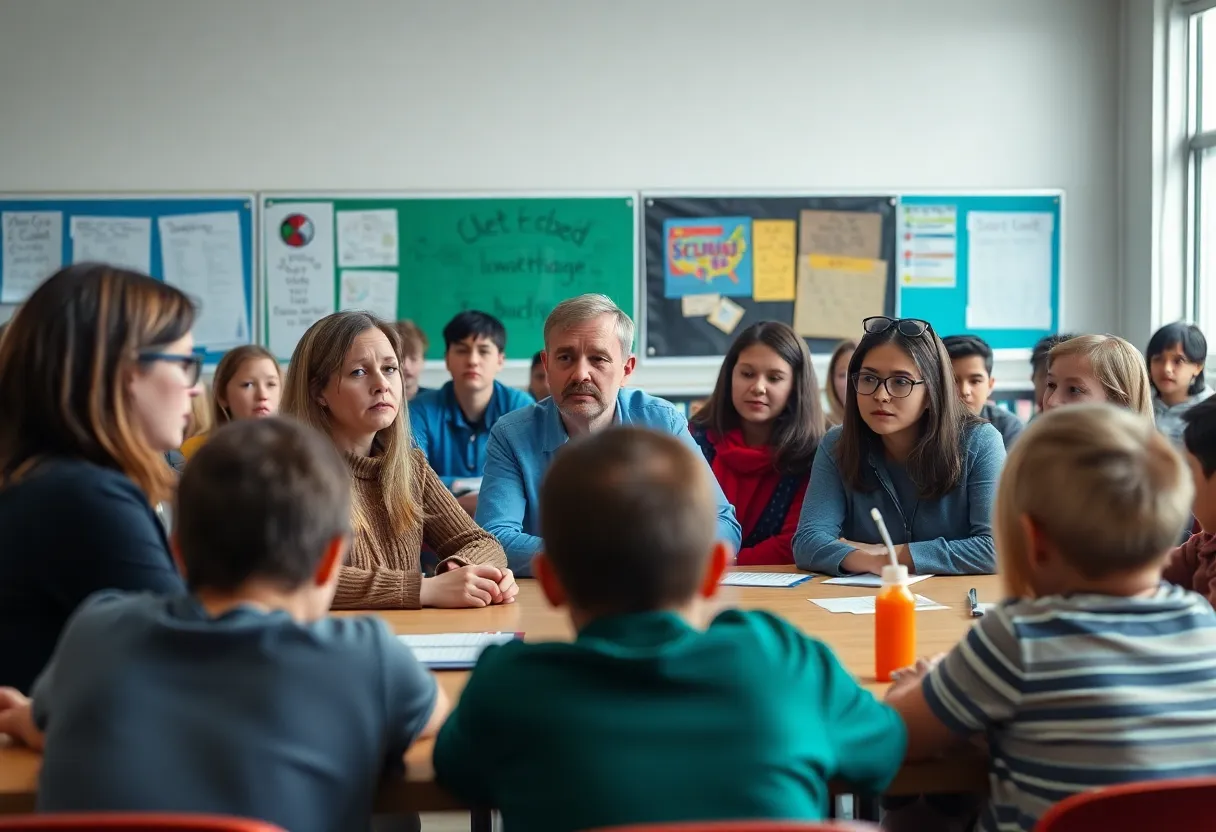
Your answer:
[887,404,1216,832]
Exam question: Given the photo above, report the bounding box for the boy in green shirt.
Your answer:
[434,426,907,831]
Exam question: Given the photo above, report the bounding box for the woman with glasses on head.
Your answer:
[792,316,1006,576]
[0,264,196,693]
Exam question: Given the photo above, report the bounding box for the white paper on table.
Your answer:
[720,572,812,587]
[159,213,248,349]
[339,269,399,322]
[2,211,63,302]
[337,209,398,268]
[263,202,336,359]
[398,632,518,668]
[809,594,949,615]
[965,212,1054,330]
[70,216,152,274]
[821,574,934,588]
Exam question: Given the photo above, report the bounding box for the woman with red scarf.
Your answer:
[690,322,826,565]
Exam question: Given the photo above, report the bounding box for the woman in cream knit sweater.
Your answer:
[283,312,513,610]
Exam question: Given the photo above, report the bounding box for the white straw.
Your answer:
[870,507,900,570]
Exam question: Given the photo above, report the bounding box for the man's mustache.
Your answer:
[563,383,600,398]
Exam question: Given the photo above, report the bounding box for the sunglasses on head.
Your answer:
[862,316,933,338]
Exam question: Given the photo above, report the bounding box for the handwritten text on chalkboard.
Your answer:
[456,207,593,247]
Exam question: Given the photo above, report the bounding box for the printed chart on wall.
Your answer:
[643,195,897,358]
[261,195,636,361]
[0,194,255,363]
[897,194,1062,350]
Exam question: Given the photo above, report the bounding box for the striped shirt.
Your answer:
[923,585,1216,832]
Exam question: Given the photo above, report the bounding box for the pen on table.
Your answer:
[967,587,982,617]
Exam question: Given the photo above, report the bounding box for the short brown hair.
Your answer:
[177,417,352,592]
[210,344,280,425]
[996,404,1191,597]
[540,427,715,613]
[0,264,195,505]
[394,320,428,358]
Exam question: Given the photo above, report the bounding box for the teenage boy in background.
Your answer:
[943,334,1023,449]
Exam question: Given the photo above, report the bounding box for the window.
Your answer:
[1190,8,1216,332]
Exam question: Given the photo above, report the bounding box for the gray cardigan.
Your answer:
[792,423,1005,575]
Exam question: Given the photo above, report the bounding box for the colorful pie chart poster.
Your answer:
[263,201,336,360]
[663,217,753,299]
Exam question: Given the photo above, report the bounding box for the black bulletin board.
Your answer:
[643,194,897,358]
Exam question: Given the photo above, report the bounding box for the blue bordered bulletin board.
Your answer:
[896,193,1062,351]
[0,194,256,364]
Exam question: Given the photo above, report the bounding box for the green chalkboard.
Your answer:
[262,194,636,361]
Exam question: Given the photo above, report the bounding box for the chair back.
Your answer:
[0,814,286,832]
[1035,778,1216,831]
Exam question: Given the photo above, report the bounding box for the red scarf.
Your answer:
[709,429,782,540]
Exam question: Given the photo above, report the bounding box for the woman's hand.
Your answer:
[0,688,42,750]
[420,565,506,608]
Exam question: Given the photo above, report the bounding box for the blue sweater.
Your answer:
[792,423,1005,575]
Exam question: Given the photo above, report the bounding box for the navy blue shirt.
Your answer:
[0,458,184,693]
[409,380,534,487]
[33,592,438,832]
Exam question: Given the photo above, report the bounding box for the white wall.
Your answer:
[0,0,1121,393]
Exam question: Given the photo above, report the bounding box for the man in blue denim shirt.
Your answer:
[475,294,742,576]
[410,311,533,516]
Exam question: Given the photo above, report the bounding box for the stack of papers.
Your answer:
[821,574,934,588]
[721,572,812,587]
[398,632,520,669]
[810,595,949,615]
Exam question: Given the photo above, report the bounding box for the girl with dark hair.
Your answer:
[689,321,825,565]
[1147,322,1211,445]
[0,265,196,692]
[792,316,1005,576]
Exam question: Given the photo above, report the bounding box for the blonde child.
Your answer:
[181,345,282,460]
[886,404,1216,832]
[1042,334,1153,417]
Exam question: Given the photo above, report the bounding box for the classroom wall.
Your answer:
[0,0,1122,393]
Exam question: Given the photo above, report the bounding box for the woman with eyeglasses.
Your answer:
[0,264,196,693]
[792,316,1005,576]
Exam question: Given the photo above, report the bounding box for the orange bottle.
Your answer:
[875,564,917,682]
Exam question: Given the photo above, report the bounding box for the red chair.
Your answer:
[0,815,286,832]
[1034,777,1216,831]
[587,823,880,832]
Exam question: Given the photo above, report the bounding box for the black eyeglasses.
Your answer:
[852,372,926,399]
[862,316,932,337]
[139,352,203,386]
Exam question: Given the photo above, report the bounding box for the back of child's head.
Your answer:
[942,334,994,376]
[540,426,715,614]
[1147,321,1208,397]
[176,417,352,593]
[996,404,1192,596]
[1049,334,1154,417]
[1184,396,1216,476]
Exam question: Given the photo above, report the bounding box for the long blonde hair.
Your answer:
[995,404,1191,599]
[1049,334,1154,418]
[281,312,421,536]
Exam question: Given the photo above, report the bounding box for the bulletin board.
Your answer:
[0,194,256,364]
[896,193,1063,350]
[642,194,897,359]
[260,193,637,362]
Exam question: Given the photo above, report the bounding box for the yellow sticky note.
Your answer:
[807,253,881,274]
[752,219,797,301]
[707,296,746,335]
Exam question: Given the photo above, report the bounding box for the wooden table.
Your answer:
[0,568,998,815]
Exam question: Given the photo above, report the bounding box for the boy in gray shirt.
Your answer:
[0,418,447,832]
[943,334,1024,449]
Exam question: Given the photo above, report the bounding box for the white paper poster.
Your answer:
[340,270,399,322]
[337,209,398,268]
[264,202,336,358]
[2,211,63,302]
[965,212,1054,330]
[70,216,152,274]
[899,205,957,288]
[158,212,249,349]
